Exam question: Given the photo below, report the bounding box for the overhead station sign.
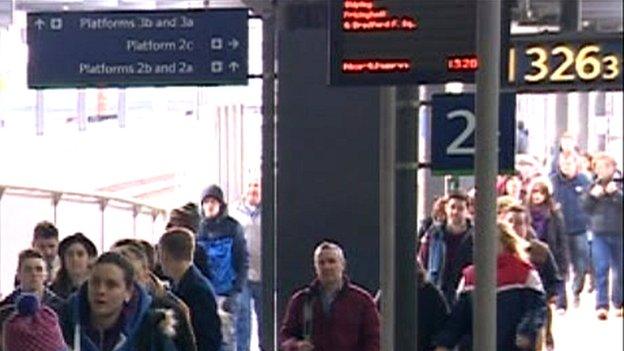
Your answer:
[328,0,511,85]
[0,0,12,27]
[27,9,248,88]
[508,32,623,92]
[431,93,516,173]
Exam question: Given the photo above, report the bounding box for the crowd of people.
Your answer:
[0,181,263,351]
[414,134,623,350]
[0,132,621,351]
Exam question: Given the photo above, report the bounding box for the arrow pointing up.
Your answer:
[34,18,46,30]
[227,38,239,50]
[229,62,240,72]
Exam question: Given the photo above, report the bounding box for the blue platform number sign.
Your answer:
[431,93,516,173]
[27,9,248,88]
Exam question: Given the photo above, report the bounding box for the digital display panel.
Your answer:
[27,9,248,88]
[509,32,623,92]
[447,55,479,72]
[328,0,511,85]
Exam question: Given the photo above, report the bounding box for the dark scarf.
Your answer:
[530,205,550,241]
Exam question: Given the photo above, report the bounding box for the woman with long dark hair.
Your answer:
[50,233,98,299]
[525,178,569,314]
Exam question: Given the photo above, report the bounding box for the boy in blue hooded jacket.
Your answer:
[197,184,249,351]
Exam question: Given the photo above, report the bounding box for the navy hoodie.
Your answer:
[60,283,177,351]
[550,171,590,235]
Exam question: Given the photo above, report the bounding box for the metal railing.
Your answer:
[0,183,167,296]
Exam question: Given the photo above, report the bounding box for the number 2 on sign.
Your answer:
[446,110,475,155]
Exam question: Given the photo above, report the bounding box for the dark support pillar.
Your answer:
[554,93,568,150]
[474,1,501,350]
[394,87,418,350]
[556,0,581,149]
[260,3,276,350]
[379,87,396,351]
[560,0,581,32]
[417,85,445,222]
[275,0,380,341]
[577,93,589,151]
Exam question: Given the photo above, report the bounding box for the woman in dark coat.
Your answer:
[525,178,569,312]
[416,260,450,351]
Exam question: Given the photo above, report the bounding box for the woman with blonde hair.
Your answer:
[433,222,547,351]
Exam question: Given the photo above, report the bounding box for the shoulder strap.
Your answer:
[73,323,81,351]
[302,290,314,341]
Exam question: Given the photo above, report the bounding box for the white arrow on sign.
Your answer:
[229,62,240,72]
[34,18,45,30]
[227,38,239,50]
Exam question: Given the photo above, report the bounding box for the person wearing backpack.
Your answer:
[197,185,249,351]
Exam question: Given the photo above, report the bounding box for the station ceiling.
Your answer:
[11,0,624,32]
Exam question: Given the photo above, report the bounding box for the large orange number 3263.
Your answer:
[520,44,620,83]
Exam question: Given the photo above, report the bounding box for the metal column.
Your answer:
[77,90,87,131]
[577,93,589,151]
[36,91,44,136]
[474,1,501,350]
[0,187,4,294]
[395,86,417,351]
[379,87,396,351]
[52,193,61,225]
[118,89,127,128]
[417,85,444,222]
[99,199,108,252]
[260,4,276,350]
[555,93,568,146]
[553,0,587,148]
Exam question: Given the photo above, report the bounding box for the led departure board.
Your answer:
[328,0,511,85]
[508,32,623,92]
[27,9,248,88]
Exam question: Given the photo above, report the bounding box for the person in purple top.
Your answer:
[525,178,568,313]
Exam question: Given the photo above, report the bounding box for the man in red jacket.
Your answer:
[279,241,380,351]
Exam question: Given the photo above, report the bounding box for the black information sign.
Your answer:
[27,9,248,88]
[508,32,623,92]
[328,0,511,85]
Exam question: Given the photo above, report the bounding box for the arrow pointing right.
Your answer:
[227,38,239,50]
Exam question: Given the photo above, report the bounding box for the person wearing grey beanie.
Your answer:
[167,202,211,281]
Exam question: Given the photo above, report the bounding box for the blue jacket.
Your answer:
[419,222,474,306]
[434,253,547,351]
[550,172,590,235]
[60,283,178,351]
[197,211,249,296]
[174,265,222,351]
